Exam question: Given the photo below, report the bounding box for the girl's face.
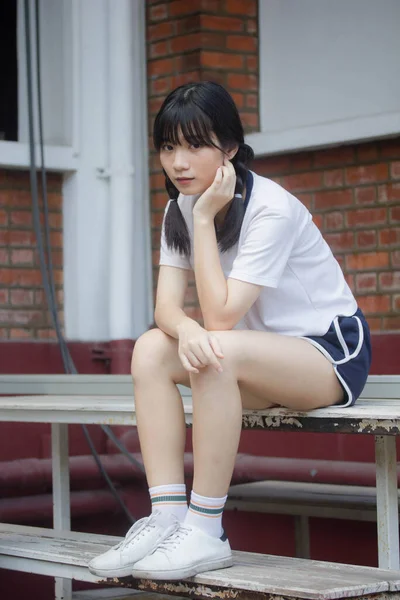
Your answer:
[160,130,236,196]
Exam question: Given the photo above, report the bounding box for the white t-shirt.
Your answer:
[159,171,357,337]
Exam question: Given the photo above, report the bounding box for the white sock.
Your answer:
[184,490,227,538]
[149,483,188,522]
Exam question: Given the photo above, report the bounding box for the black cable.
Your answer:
[25,0,138,524]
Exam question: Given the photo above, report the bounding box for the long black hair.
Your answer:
[153,81,254,256]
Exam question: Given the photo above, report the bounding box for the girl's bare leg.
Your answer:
[131,328,189,486]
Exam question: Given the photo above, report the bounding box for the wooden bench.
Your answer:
[0,374,400,600]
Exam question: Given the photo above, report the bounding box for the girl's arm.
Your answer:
[193,215,261,331]
[154,266,193,339]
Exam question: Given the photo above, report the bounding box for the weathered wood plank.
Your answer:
[1,394,400,433]
[1,525,400,600]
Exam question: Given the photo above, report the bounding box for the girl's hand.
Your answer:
[176,318,224,374]
[193,156,237,220]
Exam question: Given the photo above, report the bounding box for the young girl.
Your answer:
[89,81,371,581]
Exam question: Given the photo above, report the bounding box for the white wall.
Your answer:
[247,0,400,156]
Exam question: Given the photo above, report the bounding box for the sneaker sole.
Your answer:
[88,564,136,578]
[131,555,234,580]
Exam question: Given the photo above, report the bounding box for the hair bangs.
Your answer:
[154,100,218,150]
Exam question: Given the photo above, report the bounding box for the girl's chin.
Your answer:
[177,182,206,195]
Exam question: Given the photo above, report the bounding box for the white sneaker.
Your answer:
[131,524,233,580]
[88,511,179,578]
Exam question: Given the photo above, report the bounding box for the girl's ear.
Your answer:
[227,145,239,160]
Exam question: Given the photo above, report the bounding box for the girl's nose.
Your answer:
[173,149,190,170]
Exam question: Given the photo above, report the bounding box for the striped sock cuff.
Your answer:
[188,492,227,519]
[149,484,187,507]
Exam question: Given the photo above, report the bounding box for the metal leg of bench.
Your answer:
[294,515,310,559]
[375,435,399,570]
[52,423,72,600]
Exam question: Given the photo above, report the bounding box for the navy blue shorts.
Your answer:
[303,308,372,407]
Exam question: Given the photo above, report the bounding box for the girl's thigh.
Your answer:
[213,330,344,411]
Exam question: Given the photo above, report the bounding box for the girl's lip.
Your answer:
[176,178,194,182]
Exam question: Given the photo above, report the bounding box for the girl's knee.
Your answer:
[131,328,173,381]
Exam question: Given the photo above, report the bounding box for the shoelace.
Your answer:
[155,525,191,554]
[115,514,157,550]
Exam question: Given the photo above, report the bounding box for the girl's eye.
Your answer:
[161,144,174,151]
[190,142,203,150]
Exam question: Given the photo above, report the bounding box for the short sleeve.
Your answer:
[229,208,296,288]
[159,200,192,271]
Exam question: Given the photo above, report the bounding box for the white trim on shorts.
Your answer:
[300,314,364,408]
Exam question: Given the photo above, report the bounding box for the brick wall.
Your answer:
[254,139,400,333]
[146,0,399,334]
[0,170,63,340]
[147,0,259,321]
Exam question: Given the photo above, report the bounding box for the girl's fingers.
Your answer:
[199,341,223,373]
[179,353,199,374]
[208,334,225,359]
[186,351,203,368]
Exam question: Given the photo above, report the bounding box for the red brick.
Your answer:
[379,228,400,247]
[151,211,164,228]
[256,155,291,175]
[10,289,35,305]
[150,173,166,190]
[200,0,223,9]
[393,295,400,311]
[227,73,257,90]
[390,206,400,223]
[0,209,8,225]
[151,76,172,96]
[149,97,164,115]
[345,163,389,185]
[10,328,32,339]
[282,172,323,192]
[11,249,34,265]
[324,232,354,252]
[172,70,201,88]
[290,153,313,172]
[149,3,168,21]
[176,15,201,35]
[356,231,376,248]
[246,18,257,34]
[356,273,377,293]
[231,92,244,108]
[297,193,313,210]
[148,57,174,77]
[201,51,244,69]
[201,15,244,31]
[245,94,258,109]
[246,55,258,72]
[152,192,169,210]
[380,139,400,159]
[169,0,198,16]
[354,186,377,205]
[357,295,391,314]
[356,143,379,162]
[314,147,355,168]
[324,211,344,230]
[313,214,323,230]
[50,232,63,247]
[378,183,400,204]
[170,33,201,53]
[226,0,256,15]
[346,252,389,270]
[314,189,352,210]
[226,35,257,52]
[382,316,400,331]
[346,208,387,228]
[149,41,169,59]
[148,22,174,42]
[2,269,42,286]
[0,309,44,326]
[323,169,344,188]
[37,329,57,339]
[0,328,9,339]
[200,32,226,49]
[0,248,9,264]
[379,272,400,291]
[0,289,8,304]
[366,317,382,331]
[391,161,400,179]
[240,112,258,129]
[10,211,32,227]
[392,250,400,267]
[345,273,355,290]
